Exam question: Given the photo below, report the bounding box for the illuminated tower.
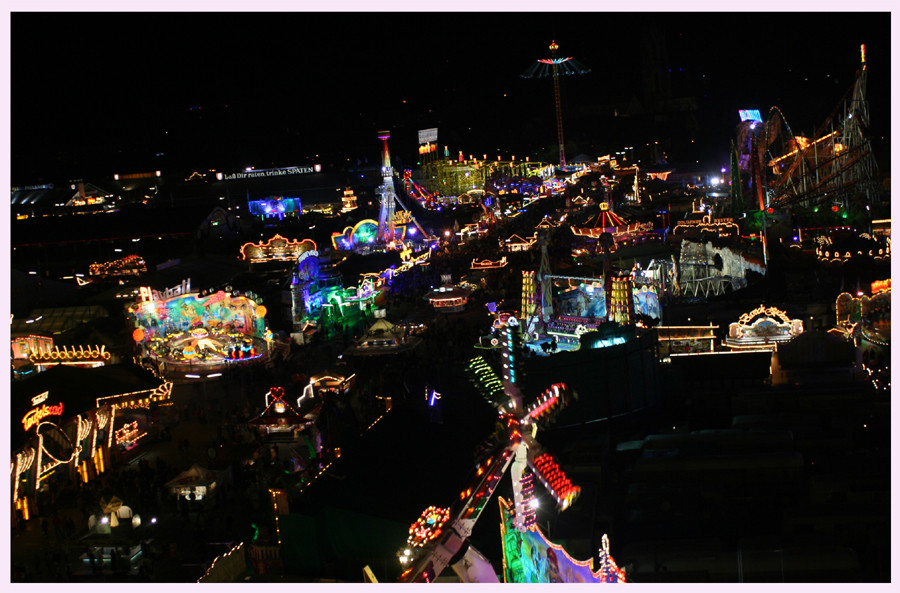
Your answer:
[607,273,634,325]
[537,233,553,321]
[523,234,554,340]
[501,319,525,413]
[521,41,590,168]
[377,130,398,243]
[341,187,358,212]
[521,271,539,320]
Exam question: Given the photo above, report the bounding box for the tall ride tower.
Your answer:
[521,41,590,168]
[377,130,398,243]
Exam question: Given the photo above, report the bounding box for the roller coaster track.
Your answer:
[679,276,733,298]
[766,46,881,211]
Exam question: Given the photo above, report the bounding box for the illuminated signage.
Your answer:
[140,278,192,302]
[222,166,317,181]
[738,305,792,325]
[115,421,146,445]
[23,402,64,431]
[417,128,438,144]
[871,279,890,294]
[31,391,49,406]
[240,235,317,263]
[739,109,763,123]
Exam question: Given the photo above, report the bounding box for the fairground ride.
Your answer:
[521,40,591,169]
[738,45,882,219]
[402,170,440,208]
[396,319,594,583]
[376,131,430,245]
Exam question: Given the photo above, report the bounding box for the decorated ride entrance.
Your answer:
[127,279,272,377]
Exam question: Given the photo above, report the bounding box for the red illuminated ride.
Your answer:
[403,170,439,209]
[397,319,581,583]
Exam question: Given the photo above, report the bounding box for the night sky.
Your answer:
[10,11,891,185]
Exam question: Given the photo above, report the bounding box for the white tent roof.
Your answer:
[164,464,218,489]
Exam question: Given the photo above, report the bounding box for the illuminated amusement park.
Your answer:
[9,16,891,585]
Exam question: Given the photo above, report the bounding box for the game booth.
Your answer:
[127,279,272,378]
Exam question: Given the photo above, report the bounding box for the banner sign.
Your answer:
[222,166,317,181]
[418,128,438,144]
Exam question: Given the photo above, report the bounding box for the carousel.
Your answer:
[127,285,272,376]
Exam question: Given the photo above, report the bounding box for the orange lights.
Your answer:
[407,506,451,548]
[871,279,890,294]
[28,344,111,363]
[240,234,317,263]
[89,254,147,278]
[16,497,30,521]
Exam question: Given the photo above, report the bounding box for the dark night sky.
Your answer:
[10,11,891,185]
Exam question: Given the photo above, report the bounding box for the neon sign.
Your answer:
[115,421,146,445]
[221,166,316,180]
[426,388,441,407]
[140,278,192,302]
[739,109,763,123]
[871,279,890,294]
[23,402,64,431]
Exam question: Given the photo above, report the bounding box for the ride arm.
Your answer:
[392,193,430,238]
[448,543,501,583]
[398,416,523,583]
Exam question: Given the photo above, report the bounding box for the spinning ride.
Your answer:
[521,40,591,168]
[396,318,624,583]
[128,284,271,374]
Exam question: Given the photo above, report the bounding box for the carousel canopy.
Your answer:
[360,318,403,343]
[163,464,220,491]
[578,205,627,231]
[346,318,422,355]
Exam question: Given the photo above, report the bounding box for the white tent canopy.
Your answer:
[164,464,222,500]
